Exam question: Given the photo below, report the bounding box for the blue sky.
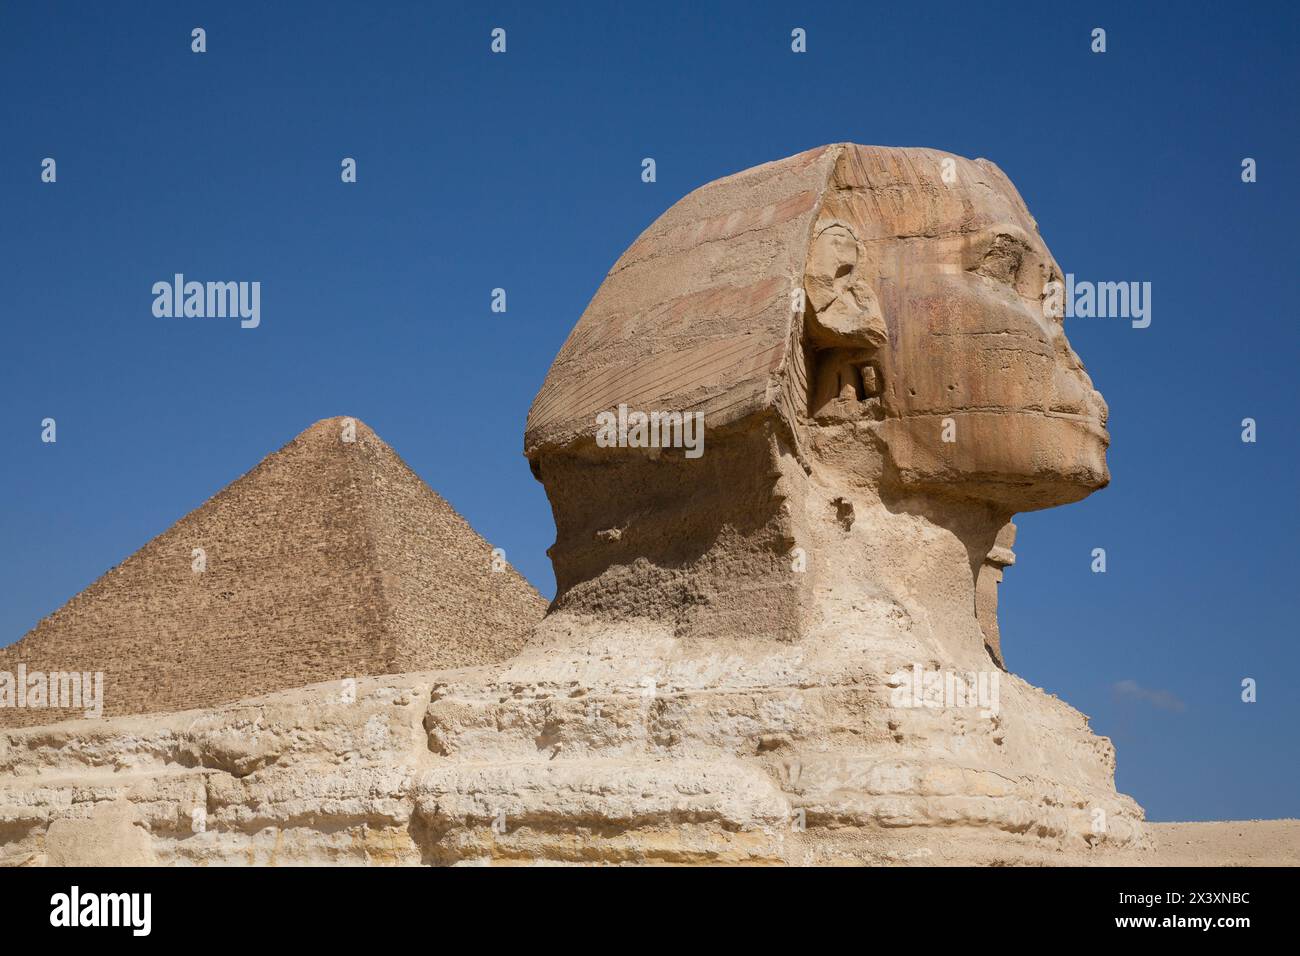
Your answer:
[1,1,1296,822]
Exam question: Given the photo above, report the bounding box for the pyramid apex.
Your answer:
[295,415,379,445]
[304,414,370,430]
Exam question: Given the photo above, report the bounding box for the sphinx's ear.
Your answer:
[804,221,886,350]
[802,222,887,421]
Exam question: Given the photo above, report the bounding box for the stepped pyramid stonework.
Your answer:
[0,417,545,727]
[1,145,1156,865]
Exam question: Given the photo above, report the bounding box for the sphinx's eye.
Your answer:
[974,233,1028,285]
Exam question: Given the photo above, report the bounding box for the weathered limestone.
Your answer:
[1,146,1155,865]
[500,143,1142,862]
[0,669,1142,866]
[0,417,546,727]
[977,522,1017,667]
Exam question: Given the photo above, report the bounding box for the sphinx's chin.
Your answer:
[987,431,1110,512]
[878,411,1111,512]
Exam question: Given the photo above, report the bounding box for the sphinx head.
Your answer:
[525,145,1108,649]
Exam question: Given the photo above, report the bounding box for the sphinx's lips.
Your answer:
[1028,409,1111,447]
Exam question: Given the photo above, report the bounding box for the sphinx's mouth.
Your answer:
[1039,409,1110,447]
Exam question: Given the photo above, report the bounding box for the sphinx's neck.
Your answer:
[831,492,1011,668]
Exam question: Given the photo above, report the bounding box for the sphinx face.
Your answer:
[875,224,1107,509]
[809,161,1109,512]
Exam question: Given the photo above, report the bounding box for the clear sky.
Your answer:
[1,1,1296,822]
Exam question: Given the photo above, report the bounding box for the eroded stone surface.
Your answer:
[0,669,1148,866]
[508,143,1140,862]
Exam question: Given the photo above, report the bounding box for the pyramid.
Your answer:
[0,417,546,727]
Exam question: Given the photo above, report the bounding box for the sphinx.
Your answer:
[414,144,1146,864]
